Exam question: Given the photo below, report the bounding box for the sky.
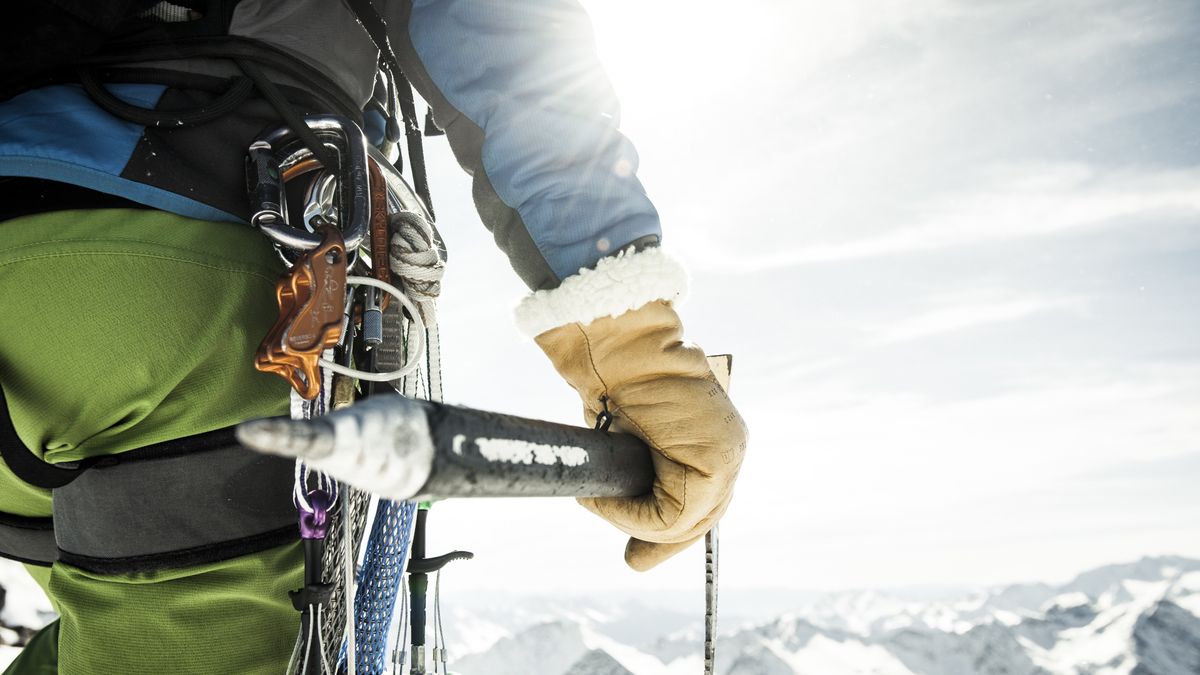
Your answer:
[420,0,1200,594]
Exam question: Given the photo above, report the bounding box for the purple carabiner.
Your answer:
[299,488,332,540]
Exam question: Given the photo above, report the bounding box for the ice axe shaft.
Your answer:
[416,399,655,499]
[237,356,733,501]
[423,355,732,499]
[237,395,654,500]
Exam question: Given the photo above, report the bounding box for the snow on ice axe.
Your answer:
[236,393,654,501]
[237,355,732,501]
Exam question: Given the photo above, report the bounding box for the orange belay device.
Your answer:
[255,224,349,399]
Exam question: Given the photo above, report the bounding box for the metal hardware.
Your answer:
[247,115,372,255]
[254,225,349,399]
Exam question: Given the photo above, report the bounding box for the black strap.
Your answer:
[235,59,339,171]
[340,0,404,84]
[75,50,342,171]
[340,0,436,219]
[0,385,93,489]
[78,36,364,123]
[0,408,298,571]
[0,511,56,567]
[0,383,247,489]
[89,423,240,466]
[58,526,298,575]
[0,406,299,571]
[79,67,254,128]
[399,80,435,221]
[63,35,367,161]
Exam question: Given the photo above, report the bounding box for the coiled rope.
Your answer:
[388,210,445,402]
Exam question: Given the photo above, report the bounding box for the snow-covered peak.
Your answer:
[440,556,1200,675]
[4,555,1199,674]
[1062,555,1200,601]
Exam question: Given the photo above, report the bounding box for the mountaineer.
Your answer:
[0,2,748,672]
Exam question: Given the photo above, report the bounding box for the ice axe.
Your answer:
[237,356,732,502]
[236,355,733,675]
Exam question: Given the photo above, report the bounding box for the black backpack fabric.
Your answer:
[0,1,248,99]
[0,0,433,224]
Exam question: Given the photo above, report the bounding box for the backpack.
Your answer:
[0,0,436,213]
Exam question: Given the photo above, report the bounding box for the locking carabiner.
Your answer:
[246,115,372,256]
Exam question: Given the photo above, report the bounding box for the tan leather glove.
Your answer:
[516,248,748,571]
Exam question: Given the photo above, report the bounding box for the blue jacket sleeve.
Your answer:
[386,0,662,290]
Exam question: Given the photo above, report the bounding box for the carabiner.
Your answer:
[246,115,371,254]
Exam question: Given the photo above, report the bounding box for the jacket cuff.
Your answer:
[514,247,689,337]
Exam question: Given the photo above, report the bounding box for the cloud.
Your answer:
[643,0,1200,275]
[867,291,1083,345]
[682,164,1200,272]
[731,361,1200,537]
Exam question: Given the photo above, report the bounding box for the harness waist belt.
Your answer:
[0,512,56,567]
[53,437,298,574]
[0,419,298,573]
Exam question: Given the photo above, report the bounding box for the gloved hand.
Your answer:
[516,248,748,571]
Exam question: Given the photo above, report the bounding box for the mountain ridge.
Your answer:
[1,555,1198,673]
[444,555,1200,675]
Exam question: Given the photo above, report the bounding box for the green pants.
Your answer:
[0,209,301,674]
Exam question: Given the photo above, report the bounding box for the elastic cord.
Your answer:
[318,276,425,381]
[78,68,254,128]
[236,59,339,171]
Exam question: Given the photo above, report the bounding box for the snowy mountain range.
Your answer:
[440,556,1200,675]
[2,555,1199,673]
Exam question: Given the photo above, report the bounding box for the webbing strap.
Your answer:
[55,442,298,574]
[341,0,436,219]
[0,511,55,567]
